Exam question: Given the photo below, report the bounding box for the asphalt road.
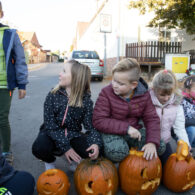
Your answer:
[9,63,195,195]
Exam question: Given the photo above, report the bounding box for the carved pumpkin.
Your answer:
[74,158,118,195]
[37,169,70,195]
[119,149,162,195]
[163,139,195,192]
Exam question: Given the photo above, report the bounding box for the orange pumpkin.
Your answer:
[119,149,162,195]
[37,169,70,195]
[74,158,118,195]
[163,140,195,192]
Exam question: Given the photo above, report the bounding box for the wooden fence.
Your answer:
[126,41,182,63]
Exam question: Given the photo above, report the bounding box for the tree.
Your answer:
[128,0,195,35]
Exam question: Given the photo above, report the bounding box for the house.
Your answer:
[18,32,47,64]
[73,0,195,75]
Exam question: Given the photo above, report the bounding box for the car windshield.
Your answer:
[72,51,99,59]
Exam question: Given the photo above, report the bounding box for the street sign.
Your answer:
[100,14,112,33]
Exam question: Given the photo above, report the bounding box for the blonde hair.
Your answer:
[0,2,2,11]
[112,58,141,82]
[152,70,178,95]
[52,60,91,107]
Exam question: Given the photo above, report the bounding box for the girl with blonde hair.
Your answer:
[32,60,102,171]
[150,69,190,165]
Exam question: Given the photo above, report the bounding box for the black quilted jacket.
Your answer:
[42,88,103,153]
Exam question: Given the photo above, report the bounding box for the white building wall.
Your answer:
[78,0,194,63]
[78,0,160,59]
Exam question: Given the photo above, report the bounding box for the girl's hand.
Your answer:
[86,144,99,160]
[127,126,141,141]
[141,143,157,160]
[65,148,81,163]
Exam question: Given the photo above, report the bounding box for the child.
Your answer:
[0,148,35,195]
[93,58,163,163]
[0,1,28,164]
[32,60,103,171]
[150,70,190,165]
[182,75,195,148]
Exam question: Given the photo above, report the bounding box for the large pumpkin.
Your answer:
[74,158,118,195]
[119,149,162,195]
[37,169,70,195]
[163,140,195,192]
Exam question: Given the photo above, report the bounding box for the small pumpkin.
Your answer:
[74,158,118,195]
[163,140,195,192]
[119,149,162,195]
[37,169,70,195]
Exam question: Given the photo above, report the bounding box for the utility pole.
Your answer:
[104,32,107,76]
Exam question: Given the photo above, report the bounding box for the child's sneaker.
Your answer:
[44,162,56,170]
[2,152,13,165]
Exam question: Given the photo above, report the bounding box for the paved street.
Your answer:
[10,63,195,195]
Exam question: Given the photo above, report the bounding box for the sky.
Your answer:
[1,0,98,52]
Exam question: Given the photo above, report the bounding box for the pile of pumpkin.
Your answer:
[37,140,195,195]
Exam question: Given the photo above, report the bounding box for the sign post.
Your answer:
[100,14,112,76]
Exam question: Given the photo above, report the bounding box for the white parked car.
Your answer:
[69,50,104,81]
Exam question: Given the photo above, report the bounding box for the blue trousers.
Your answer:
[186,126,195,147]
[0,171,35,195]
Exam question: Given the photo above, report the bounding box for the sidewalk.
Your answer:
[27,63,49,71]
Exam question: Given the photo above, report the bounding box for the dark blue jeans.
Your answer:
[1,171,35,195]
[159,142,173,167]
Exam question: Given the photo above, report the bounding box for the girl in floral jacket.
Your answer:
[182,75,195,148]
[32,60,102,171]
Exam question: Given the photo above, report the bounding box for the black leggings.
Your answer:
[32,131,95,163]
[1,171,35,195]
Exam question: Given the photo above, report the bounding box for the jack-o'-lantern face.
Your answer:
[163,140,195,192]
[74,158,118,195]
[37,169,70,195]
[119,149,162,195]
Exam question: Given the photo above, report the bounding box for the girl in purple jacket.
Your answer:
[93,58,165,163]
[150,70,190,165]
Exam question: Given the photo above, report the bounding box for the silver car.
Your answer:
[69,50,104,81]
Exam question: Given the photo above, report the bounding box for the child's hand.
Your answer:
[86,144,99,160]
[18,89,26,99]
[127,126,141,141]
[65,148,81,163]
[141,143,157,160]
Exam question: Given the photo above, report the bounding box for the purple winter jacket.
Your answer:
[93,78,160,147]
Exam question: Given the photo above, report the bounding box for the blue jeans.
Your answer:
[186,126,195,147]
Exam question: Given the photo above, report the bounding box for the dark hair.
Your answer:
[184,75,195,89]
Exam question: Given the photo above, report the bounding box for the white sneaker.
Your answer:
[45,162,56,170]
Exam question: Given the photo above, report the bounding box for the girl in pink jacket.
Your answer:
[150,70,190,165]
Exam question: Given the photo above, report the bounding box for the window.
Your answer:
[159,31,171,42]
[72,51,99,59]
